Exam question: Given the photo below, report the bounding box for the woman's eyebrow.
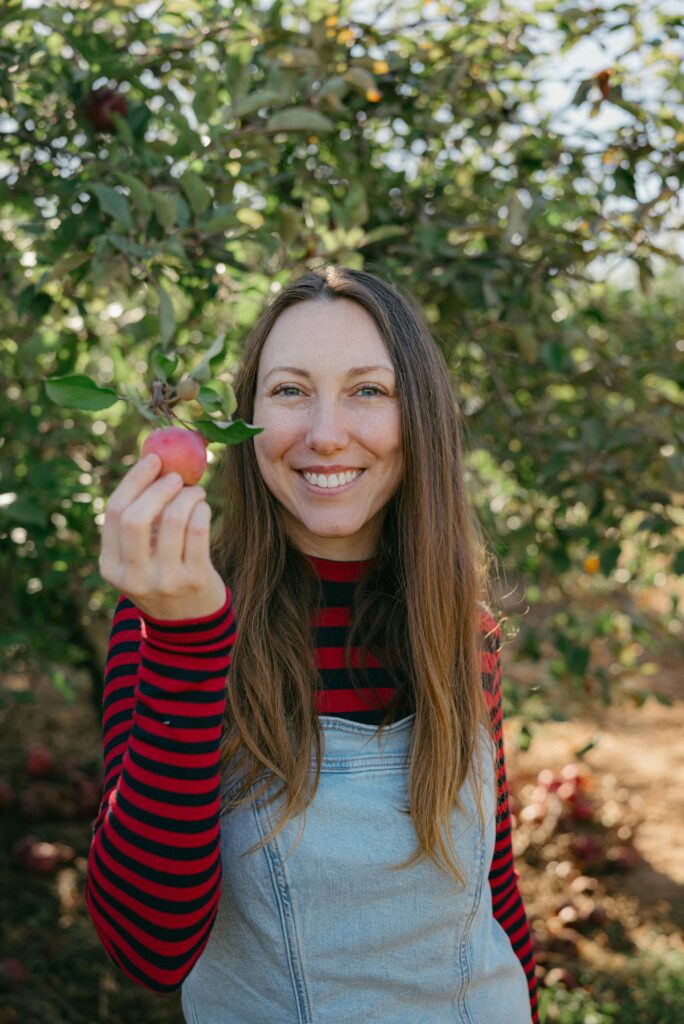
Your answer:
[264,364,394,380]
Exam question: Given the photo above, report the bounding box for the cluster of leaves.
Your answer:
[0,0,682,716]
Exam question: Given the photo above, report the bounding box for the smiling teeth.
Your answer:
[302,470,361,488]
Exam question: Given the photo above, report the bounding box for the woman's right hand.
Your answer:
[98,452,228,621]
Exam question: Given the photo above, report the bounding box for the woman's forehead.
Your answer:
[258,299,391,373]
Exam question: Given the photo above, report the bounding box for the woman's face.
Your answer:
[253,298,403,560]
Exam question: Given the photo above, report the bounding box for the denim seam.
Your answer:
[310,756,411,773]
[252,791,314,1024]
[318,713,416,734]
[181,974,200,1024]
[455,771,491,1024]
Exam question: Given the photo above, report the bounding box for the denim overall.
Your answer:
[181,714,532,1024]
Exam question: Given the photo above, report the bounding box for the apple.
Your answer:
[26,744,55,778]
[536,768,561,793]
[12,835,61,874]
[571,835,605,865]
[606,845,638,871]
[544,967,578,990]
[141,426,208,486]
[0,957,28,985]
[83,88,128,132]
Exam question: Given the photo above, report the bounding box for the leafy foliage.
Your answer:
[1,0,682,720]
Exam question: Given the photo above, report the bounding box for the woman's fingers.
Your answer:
[154,485,207,567]
[183,500,213,568]
[121,473,185,565]
[101,454,163,566]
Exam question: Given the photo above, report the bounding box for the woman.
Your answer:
[86,266,539,1023]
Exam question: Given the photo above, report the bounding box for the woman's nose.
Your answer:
[304,399,350,451]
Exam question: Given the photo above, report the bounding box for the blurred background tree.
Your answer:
[1,0,682,731]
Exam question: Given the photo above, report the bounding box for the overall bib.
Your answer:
[181,714,532,1024]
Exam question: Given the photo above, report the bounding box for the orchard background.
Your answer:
[1,0,683,1020]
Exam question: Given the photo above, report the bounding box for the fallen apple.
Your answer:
[26,744,55,778]
[544,967,578,990]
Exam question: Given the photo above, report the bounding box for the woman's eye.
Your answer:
[272,385,385,397]
[272,385,302,396]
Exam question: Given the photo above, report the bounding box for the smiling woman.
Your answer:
[85,265,539,1024]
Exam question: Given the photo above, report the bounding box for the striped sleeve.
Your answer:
[84,585,236,992]
[481,614,540,1024]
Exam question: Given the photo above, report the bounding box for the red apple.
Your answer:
[606,845,638,871]
[537,768,561,793]
[12,835,60,874]
[141,426,208,486]
[571,835,604,864]
[0,957,28,985]
[83,88,128,132]
[26,744,55,778]
[25,840,61,875]
[544,967,578,990]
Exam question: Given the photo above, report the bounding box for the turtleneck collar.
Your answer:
[304,553,378,582]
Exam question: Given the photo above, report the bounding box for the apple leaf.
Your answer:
[151,190,177,231]
[196,386,224,413]
[191,333,226,383]
[90,183,133,232]
[151,349,179,381]
[194,418,264,444]
[44,374,122,411]
[199,203,237,236]
[158,283,175,345]
[116,172,153,216]
[265,106,335,133]
[179,169,212,216]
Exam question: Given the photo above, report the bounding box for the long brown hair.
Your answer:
[211,265,500,888]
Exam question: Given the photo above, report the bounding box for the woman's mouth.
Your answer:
[297,469,364,492]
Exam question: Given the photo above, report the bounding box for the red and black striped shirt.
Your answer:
[85,555,538,1023]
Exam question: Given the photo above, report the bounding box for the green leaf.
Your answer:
[230,89,283,119]
[236,207,265,229]
[180,169,212,216]
[359,224,407,245]
[265,106,335,133]
[196,386,224,413]
[90,183,133,231]
[199,203,237,236]
[109,109,135,148]
[116,172,153,216]
[44,374,122,411]
[191,333,226,383]
[223,382,237,416]
[194,418,264,444]
[0,495,48,528]
[151,190,177,231]
[194,73,219,122]
[151,349,179,382]
[158,284,175,345]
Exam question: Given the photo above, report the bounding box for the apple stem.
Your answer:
[168,408,195,429]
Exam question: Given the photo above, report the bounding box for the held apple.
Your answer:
[141,426,208,486]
